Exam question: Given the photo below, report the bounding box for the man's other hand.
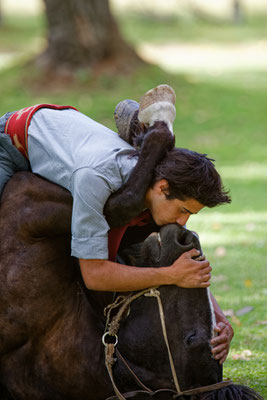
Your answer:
[211,321,234,364]
[169,249,212,288]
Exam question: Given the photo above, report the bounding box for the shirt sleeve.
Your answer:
[70,167,115,260]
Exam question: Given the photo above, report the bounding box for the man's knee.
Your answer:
[0,136,30,197]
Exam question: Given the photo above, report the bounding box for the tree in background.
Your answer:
[233,0,243,24]
[37,0,141,75]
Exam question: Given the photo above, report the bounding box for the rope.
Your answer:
[104,288,156,337]
[104,295,129,332]
[103,288,158,400]
[145,288,182,394]
[105,344,126,400]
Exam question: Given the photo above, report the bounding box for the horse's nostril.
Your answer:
[186,330,197,345]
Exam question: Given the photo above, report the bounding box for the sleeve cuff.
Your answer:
[71,236,108,260]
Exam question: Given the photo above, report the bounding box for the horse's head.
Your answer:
[114,224,222,393]
[120,223,202,268]
[109,225,263,400]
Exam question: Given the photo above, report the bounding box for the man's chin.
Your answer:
[152,217,165,226]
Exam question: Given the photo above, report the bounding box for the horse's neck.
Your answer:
[83,286,116,326]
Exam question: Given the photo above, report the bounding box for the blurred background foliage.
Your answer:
[0,0,266,396]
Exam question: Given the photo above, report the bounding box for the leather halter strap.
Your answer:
[173,379,234,397]
[106,380,234,399]
[116,349,153,393]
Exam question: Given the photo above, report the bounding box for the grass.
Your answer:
[0,9,266,398]
[115,11,267,45]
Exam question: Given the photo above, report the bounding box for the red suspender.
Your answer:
[108,210,152,261]
[4,104,79,159]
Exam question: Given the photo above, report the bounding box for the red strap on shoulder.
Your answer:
[5,104,78,159]
[108,210,151,262]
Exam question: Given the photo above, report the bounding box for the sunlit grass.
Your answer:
[0,14,45,51]
[189,214,267,246]
[115,12,267,45]
[220,163,267,180]
[188,204,267,394]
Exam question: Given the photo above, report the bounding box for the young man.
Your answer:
[0,86,233,363]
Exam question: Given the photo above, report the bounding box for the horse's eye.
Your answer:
[186,330,197,345]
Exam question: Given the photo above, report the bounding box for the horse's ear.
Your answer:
[151,224,203,267]
[175,226,203,255]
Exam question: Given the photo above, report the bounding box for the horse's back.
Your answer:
[0,172,112,399]
[0,172,79,352]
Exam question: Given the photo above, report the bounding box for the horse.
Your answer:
[0,171,263,400]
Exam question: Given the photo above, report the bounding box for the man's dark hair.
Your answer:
[152,147,231,207]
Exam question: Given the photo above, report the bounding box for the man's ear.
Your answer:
[154,179,170,196]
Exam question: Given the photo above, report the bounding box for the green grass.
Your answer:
[0,14,45,51]
[115,11,267,45]
[0,10,266,398]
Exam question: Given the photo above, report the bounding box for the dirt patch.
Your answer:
[138,41,267,74]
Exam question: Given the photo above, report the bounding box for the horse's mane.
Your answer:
[198,384,264,400]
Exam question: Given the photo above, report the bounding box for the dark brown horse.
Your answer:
[0,171,263,400]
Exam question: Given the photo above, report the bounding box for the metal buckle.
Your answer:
[102,332,118,347]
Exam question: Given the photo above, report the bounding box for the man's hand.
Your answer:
[169,249,212,288]
[211,321,234,364]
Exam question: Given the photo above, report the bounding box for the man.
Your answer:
[0,85,233,363]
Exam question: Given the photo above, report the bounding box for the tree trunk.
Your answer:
[233,0,243,24]
[0,1,2,27]
[38,0,141,74]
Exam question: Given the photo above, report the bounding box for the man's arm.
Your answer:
[79,249,212,292]
[210,293,234,364]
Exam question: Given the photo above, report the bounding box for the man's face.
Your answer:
[145,179,204,226]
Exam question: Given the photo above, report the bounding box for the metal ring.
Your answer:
[102,332,118,347]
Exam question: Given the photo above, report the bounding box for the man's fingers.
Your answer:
[172,250,213,288]
[186,248,201,258]
[182,250,212,272]
[205,265,212,271]
[210,322,233,365]
[200,281,210,287]
[219,355,227,365]
[213,350,228,363]
[212,343,227,354]
[203,273,211,282]
[202,266,212,275]
[214,350,228,364]
[214,322,226,332]
[198,266,212,285]
[211,334,227,346]
[197,268,212,286]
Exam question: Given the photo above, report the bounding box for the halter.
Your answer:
[102,287,233,400]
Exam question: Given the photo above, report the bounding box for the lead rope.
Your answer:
[105,343,126,400]
[103,288,156,400]
[145,288,182,394]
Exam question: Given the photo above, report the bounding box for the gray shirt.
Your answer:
[27,108,138,260]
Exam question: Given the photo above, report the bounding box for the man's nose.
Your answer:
[176,214,190,226]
